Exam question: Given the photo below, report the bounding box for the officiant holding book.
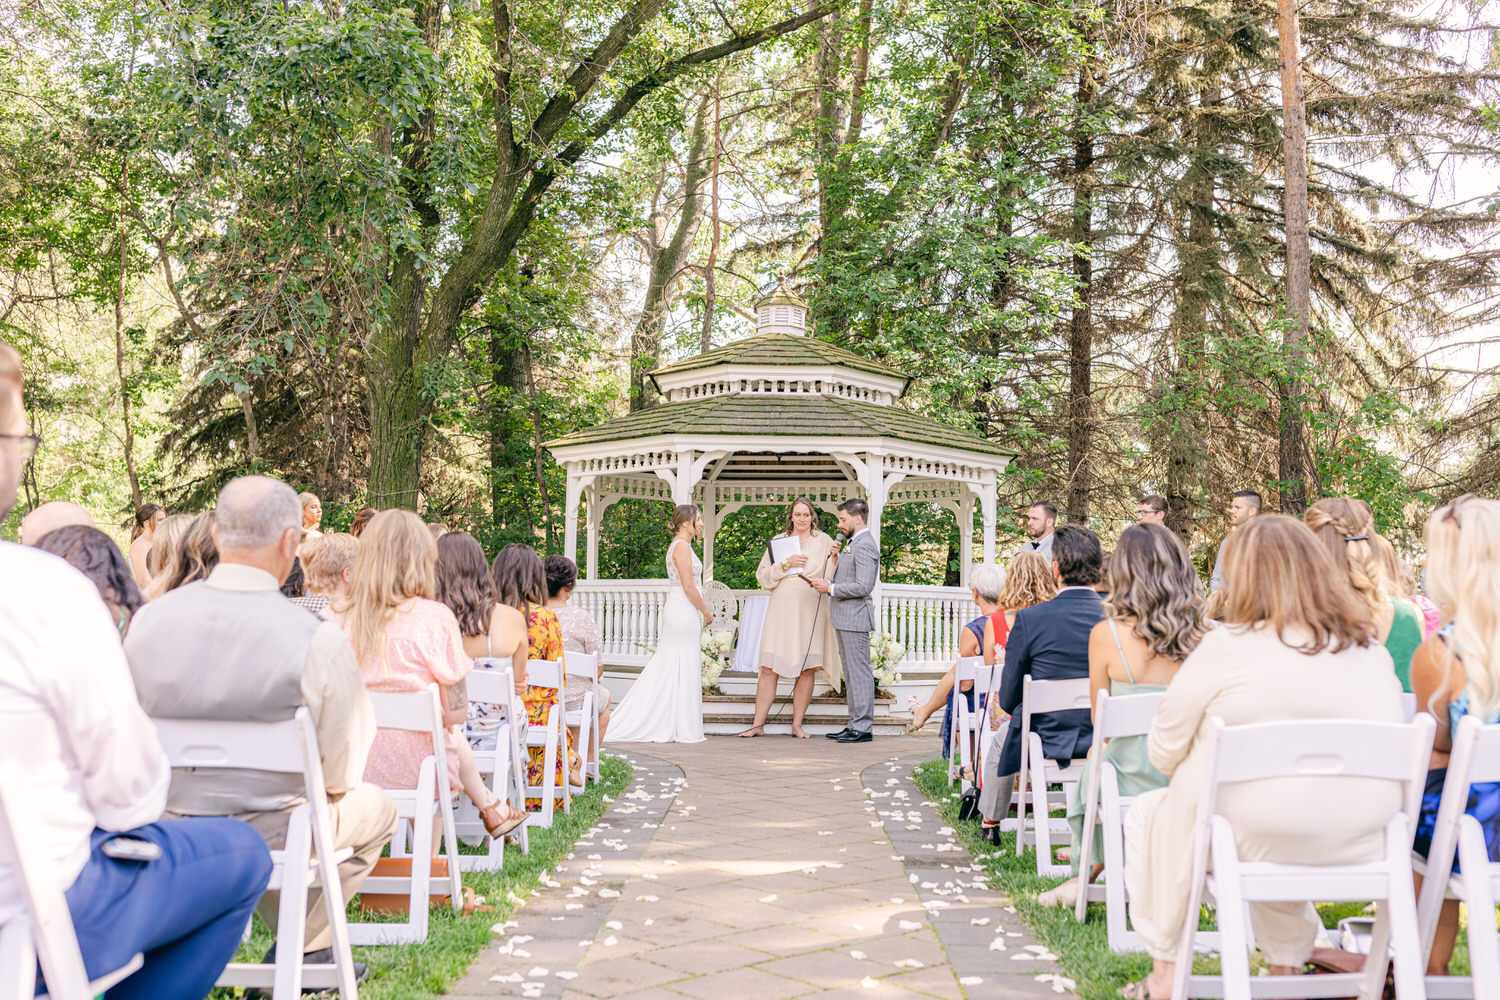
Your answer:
[738,498,842,739]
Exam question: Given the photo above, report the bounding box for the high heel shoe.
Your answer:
[980,824,1002,846]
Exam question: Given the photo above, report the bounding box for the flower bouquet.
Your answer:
[700,629,732,691]
[870,631,905,697]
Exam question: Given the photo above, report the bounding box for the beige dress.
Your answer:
[754,531,842,687]
[1124,624,1404,965]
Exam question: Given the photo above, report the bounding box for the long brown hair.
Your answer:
[1219,515,1376,653]
[669,504,699,534]
[130,503,165,542]
[146,510,218,600]
[1304,497,1387,620]
[783,497,822,537]
[1105,524,1208,662]
[997,550,1057,611]
[436,532,498,638]
[341,510,436,666]
[491,542,545,611]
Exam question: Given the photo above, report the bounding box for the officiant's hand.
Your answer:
[807,578,832,594]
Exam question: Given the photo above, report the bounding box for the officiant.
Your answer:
[738,498,842,739]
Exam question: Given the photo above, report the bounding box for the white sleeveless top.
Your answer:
[666,538,701,588]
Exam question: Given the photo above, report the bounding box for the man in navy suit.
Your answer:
[985,523,1105,817]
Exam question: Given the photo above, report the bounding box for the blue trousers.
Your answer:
[51,818,272,1000]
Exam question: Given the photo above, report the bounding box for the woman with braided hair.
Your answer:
[1304,497,1423,689]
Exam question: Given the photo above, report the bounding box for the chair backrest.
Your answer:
[0,766,92,1000]
[526,659,563,691]
[701,580,738,631]
[1094,689,1164,740]
[1022,675,1092,722]
[565,651,600,681]
[1416,715,1500,953]
[1400,693,1417,722]
[466,665,516,705]
[366,685,445,735]
[153,714,308,775]
[953,655,984,683]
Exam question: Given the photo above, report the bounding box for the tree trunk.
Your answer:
[1064,60,1096,526]
[629,90,713,410]
[700,74,721,353]
[1277,0,1312,514]
[366,287,426,509]
[488,324,529,532]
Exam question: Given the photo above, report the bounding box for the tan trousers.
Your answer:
[238,783,398,952]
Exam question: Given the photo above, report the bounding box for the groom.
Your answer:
[808,498,880,744]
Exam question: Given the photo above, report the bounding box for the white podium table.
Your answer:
[731,594,770,671]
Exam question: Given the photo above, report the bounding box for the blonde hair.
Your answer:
[340,509,436,666]
[1371,533,1416,599]
[144,513,194,590]
[1424,495,1500,719]
[146,510,218,599]
[997,550,1057,611]
[303,532,359,594]
[1220,515,1376,653]
[1304,497,1387,620]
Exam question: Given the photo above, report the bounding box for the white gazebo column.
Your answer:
[701,484,718,580]
[563,468,583,564]
[673,449,696,505]
[959,491,975,583]
[980,480,998,564]
[865,453,886,544]
[584,482,602,580]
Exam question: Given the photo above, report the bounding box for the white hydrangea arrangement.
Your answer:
[700,630,733,689]
[870,631,905,693]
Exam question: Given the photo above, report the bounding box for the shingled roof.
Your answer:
[648,334,908,389]
[545,394,1011,458]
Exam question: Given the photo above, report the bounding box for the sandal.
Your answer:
[1117,979,1151,1000]
[479,800,529,839]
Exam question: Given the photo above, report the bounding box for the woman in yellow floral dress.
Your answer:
[491,543,577,806]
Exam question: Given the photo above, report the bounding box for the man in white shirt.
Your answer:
[1209,489,1262,591]
[0,339,272,999]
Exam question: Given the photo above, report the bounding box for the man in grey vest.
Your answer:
[1014,501,1057,561]
[808,498,881,743]
[126,475,396,978]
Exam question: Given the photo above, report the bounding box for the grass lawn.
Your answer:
[910,759,1469,1000]
[216,754,632,999]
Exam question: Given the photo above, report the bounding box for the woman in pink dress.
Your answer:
[325,510,527,839]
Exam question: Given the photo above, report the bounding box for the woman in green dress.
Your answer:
[1040,523,1211,908]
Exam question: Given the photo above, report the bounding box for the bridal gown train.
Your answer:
[606,538,707,743]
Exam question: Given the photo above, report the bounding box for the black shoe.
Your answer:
[824,727,851,740]
[832,729,872,743]
[981,824,1002,846]
[248,945,368,997]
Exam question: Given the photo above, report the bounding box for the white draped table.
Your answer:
[730,594,770,671]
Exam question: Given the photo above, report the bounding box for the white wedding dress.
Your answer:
[606,538,707,743]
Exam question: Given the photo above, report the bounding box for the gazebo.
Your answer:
[545,280,1015,671]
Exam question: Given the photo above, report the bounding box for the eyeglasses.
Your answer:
[0,433,40,460]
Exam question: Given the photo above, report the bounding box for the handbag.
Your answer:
[957,787,980,822]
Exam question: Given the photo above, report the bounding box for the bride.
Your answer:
[606,505,711,743]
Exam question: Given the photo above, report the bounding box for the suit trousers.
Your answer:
[836,627,874,732]
[59,818,272,1000]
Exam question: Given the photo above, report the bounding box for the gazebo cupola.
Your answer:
[753,277,809,336]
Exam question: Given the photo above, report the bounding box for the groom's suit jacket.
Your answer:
[829,530,879,632]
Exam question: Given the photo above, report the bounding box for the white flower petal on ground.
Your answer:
[490,973,523,983]
[602,935,618,946]
[605,920,623,930]
[960,977,984,986]
[860,977,881,988]
[895,959,924,969]
[850,950,867,960]
[527,967,549,977]
[989,938,1007,951]
[898,920,922,930]
[556,971,578,980]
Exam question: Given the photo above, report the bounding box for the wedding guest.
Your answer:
[126,475,394,976]
[1014,501,1057,560]
[18,500,95,544]
[325,511,527,839]
[349,506,377,538]
[741,498,841,739]
[1373,533,1441,639]
[1039,524,1209,907]
[975,552,1063,838]
[144,512,193,586]
[128,502,166,587]
[145,510,218,600]
[427,522,448,540]
[909,562,1004,739]
[492,542,580,796]
[292,533,358,614]
[1121,516,1403,999]
[1305,497,1423,690]
[0,339,272,1000]
[1411,495,1500,976]
[33,524,144,637]
[1209,489,1261,591]
[298,492,323,547]
[1135,495,1167,526]
[545,554,614,747]
[280,556,306,598]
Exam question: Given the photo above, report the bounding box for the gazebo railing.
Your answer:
[573,579,975,670]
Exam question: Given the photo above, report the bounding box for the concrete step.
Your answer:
[701,714,911,737]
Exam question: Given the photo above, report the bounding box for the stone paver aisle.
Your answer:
[449,736,1073,1000]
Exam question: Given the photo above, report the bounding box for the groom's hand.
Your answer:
[807,578,832,594]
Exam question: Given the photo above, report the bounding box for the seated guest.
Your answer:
[143,512,193,589]
[145,510,218,600]
[33,524,144,636]
[349,506,377,538]
[1122,515,1404,999]
[126,475,396,978]
[18,499,95,544]
[908,562,1005,745]
[428,522,448,540]
[544,553,614,747]
[493,543,580,796]
[128,502,166,587]
[1306,497,1423,689]
[1040,523,1209,907]
[326,511,527,839]
[280,556,306,599]
[0,339,272,1000]
[292,532,358,614]
[976,551,1059,838]
[1373,532,1441,639]
[1411,495,1500,976]
[992,523,1107,791]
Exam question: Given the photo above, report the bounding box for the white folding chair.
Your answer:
[149,709,360,999]
[1073,689,1169,953]
[0,769,145,1000]
[947,656,989,790]
[564,651,601,784]
[1401,692,1417,722]
[523,659,569,829]
[1015,675,1092,876]
[1173,715,1435,1000]
[1415,715,1500,1000]
[347,685,463,945]
[457,663,529,871]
